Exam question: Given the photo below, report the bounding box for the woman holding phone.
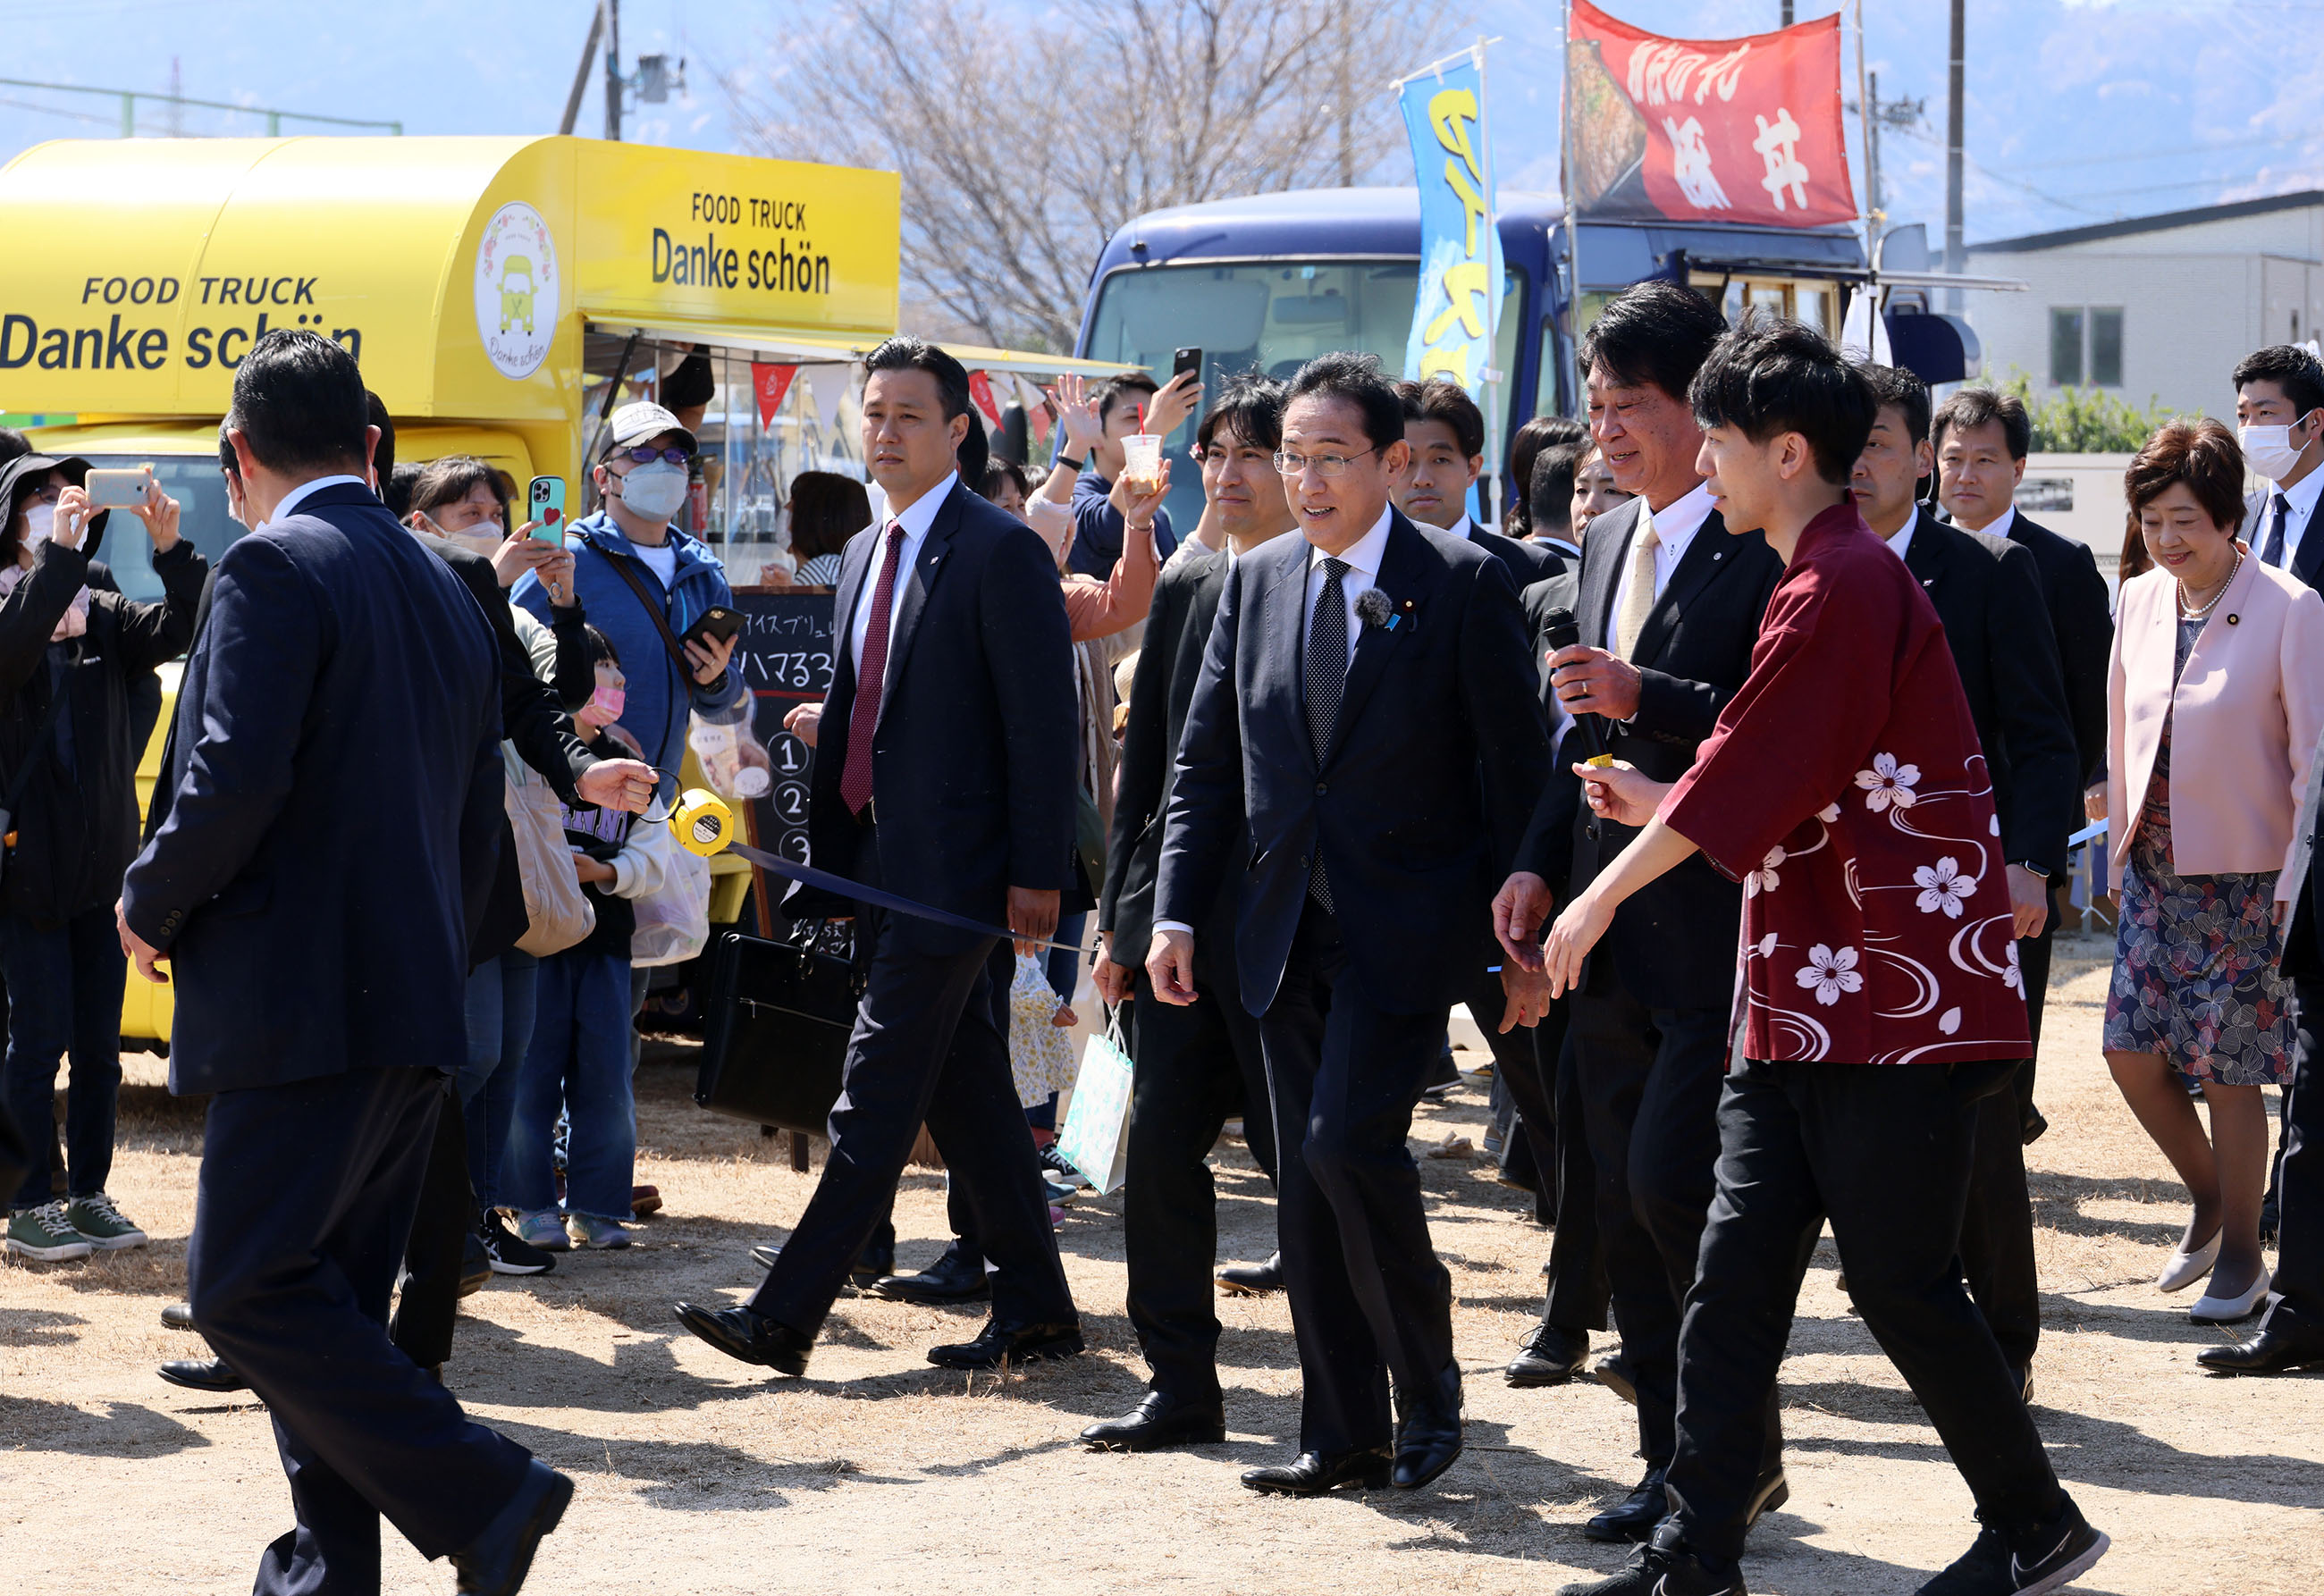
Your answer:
[0,454,206,1263]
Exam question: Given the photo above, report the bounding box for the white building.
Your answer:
[1964,190,2324,418]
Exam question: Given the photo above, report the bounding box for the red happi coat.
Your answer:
[1661,505,2031,1066]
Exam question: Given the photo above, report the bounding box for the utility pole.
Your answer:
[602,0,623,142]
[560,3,605,137]
[1781,1,1794,23]
[1945,0,1965,311]
[1335,9,1354,185]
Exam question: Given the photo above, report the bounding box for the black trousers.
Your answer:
[1260,899,1452,1456]
[1668,1060,2061,1562]
[189,1067,532,1592]
[389,1079,472,1371]
[751,824,1073,1335]
[1124,947,1276,1407]
[1469,960,1554,1223]
[1571,980,1775,1474]
[2259,976,2324,1333]
[1955,905,2055,1373]
[1544,1025,1612,1331]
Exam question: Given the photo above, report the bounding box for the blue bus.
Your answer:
[1071,186,1867,531]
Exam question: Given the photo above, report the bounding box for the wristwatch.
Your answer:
[2011,860,2052,881]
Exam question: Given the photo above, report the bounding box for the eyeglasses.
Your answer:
[1274,447,1378,479]
[609,446,692,467]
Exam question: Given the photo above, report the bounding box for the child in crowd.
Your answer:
[504,626,669,1251]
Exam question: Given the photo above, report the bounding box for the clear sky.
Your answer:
[0,0,2315,251]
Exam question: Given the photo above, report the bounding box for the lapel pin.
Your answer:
[2227,613,2240,624]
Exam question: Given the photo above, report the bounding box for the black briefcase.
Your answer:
[695,929,862,1136]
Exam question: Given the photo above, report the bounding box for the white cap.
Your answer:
[600,399,697,458]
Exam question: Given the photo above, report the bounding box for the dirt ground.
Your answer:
[5,930,2323,1594]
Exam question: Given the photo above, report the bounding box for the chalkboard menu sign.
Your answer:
[731,591,838,875]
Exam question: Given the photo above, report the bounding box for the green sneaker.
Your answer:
[7,1201,94,1262]
[66,1193,147,1250]
[567,1212,633,1249]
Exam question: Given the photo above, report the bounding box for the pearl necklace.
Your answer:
[2178,546,2244,621]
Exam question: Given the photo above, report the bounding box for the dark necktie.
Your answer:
[1304,557,1350,910]
[839,523,905,817]
[2262,491,2294,569]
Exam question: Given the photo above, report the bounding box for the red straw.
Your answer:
[1135,402,1145,432]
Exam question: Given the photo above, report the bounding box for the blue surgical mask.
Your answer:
[615,459,688,522]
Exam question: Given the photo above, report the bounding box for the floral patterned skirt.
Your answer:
[2102,829,2296,1085]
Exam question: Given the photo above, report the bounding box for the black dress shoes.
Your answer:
[1555,1525,1747,1596]
[927,1317,1083,1370]
[1241,1447,1394,1496]
[671,1302,812,1375]
[1585,1465,1670,1542]
[2198,1320,2324,1373]
[1080,1391,1227,1451]
[1391,1359,1463,1490]
[450,1458,574,1596]
[1216,1252,1284,1296]
[1506,1321,1589,1386]
[1745,1465,1789,1527]
[868,1240,991,1304]
[1594,1351,1638,1406]
[158,1357,248,1393]
[161,1300,195,1331]
[749,1237,893,1292]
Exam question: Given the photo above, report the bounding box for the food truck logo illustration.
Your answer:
[474,201,559,379]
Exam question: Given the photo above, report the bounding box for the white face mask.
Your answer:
[20,501,55,551]
[2240,412,2319,483]
[614,459,689,523]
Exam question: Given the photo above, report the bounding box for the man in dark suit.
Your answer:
[1081,375,1296,1454]
[1150,352,1549,1497]
[1933,386,2114,1138]
[1493,282,1787,1544]
[2234,344,2324,596]
[116,331,568,1596]
[2203,723,2324,1373]
[674,337,1081,1375]
[1856,365,2079,1395]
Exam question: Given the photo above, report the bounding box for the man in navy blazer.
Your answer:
[116,332,568,1596]
[1150,353,1550,1498]
[675,337,1082,1376]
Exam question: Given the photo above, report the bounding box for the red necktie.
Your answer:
[840,523,905,817]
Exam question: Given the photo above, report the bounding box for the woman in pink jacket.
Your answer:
[2104,418,2324,1325]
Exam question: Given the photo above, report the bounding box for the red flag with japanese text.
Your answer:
[967,370,1005,429]
[1564,0,1855,229]
[750,362,797,427]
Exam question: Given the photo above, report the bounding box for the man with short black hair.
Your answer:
[1493,281,1787,1543]
[1392,376,1563,586]
[120,329,571,1595]
[1932,386,2112,1134]
[674,335,1082,1378]
[1065,370,1190,576]
[1542,315,2105,1596]
[1082,374,1294,1454]
[1152,350,1548,1498]
[2233,343,2324,593]
[1855,363,2078,1395]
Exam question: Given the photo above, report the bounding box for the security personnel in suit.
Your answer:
[1855,365,2079,1397]
[2234,344,2324,597]
[673,337,1082,1377]
[1151,352,1549,1499]
[119,331,568,1596]
[1082,375,1296,1454]
[1494,282,1787,1545]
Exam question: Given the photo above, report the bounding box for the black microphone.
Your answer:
[1539,607,1607,763]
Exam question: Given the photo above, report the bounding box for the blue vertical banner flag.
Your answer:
[1397,47,1503,397]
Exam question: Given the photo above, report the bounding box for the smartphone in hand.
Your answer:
[86,466,155,509]
[526,475,567,542]
[682,606,743,652]
[1172,348,1202,383]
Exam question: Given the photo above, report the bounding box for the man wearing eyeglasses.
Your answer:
[1149,351,1549,1499]
[512,400,745,817]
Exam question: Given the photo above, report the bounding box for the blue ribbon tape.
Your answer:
[727,840,1083,953]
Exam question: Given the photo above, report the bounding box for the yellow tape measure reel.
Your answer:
[669,788,735,857]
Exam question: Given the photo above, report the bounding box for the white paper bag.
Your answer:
[1056,1021,1134,1196]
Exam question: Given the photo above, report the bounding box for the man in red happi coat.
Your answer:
[1529,319,2108,1596]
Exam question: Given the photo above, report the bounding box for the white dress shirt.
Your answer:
[2259,468,2324,569]
[1602,480,1714,650]
[1444,512,1476,541]
[1957,502,2017,541]
[846,470,956,684]
[1883,514,1916,562]
[264,474,370,528]
[1302,504,1394,669]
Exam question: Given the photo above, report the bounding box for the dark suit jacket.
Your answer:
[1157,511,1548,1017]
[2244,487,2324,595]
[1101,546,1234,965]
[2000,508,2113,786]
[1512,493,1783,1010]
[2283,724,2324,980]
[1517,553,1582,782]
[1466,519,1568,589]
[805,477,1077,951]
[1900,508,2079,879]
[123,483,504,1096]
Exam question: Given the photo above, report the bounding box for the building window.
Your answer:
[2050,308,2084,386]
[2050,306,2125,388]
[2091,307,2124,387]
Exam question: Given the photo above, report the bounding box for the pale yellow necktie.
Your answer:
[1612,509,1662,660]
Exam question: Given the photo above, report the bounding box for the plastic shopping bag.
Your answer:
[630,846,712,968]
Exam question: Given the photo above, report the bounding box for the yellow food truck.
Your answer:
[0,133,1107,1046]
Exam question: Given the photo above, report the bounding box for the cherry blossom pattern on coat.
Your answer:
[1662,504,2033,1067]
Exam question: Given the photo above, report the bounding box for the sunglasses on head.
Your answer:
[609,446,691,467]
